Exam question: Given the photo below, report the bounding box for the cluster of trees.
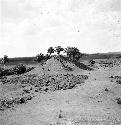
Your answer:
[0,46,83,64]
[36,46,83,63]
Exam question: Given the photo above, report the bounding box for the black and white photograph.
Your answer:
[0,0,121,124]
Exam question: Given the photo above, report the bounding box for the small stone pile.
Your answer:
[1,73,88,91]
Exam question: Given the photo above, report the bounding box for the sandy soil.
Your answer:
[0,58,121,125]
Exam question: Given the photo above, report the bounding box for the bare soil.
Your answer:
[0,58,121,125]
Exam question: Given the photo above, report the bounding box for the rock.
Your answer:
[116,98,121,104]
[105,88,109,92]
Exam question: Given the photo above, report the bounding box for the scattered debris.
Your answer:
[116,80,121,84]
[110,75,121,84]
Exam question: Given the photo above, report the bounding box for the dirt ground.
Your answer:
[0,58,121,125]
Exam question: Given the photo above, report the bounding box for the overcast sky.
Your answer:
[0,0,121,57]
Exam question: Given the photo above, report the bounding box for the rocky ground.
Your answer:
[0,57,121,125]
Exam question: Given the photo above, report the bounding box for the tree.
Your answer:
[36,53,44,63]
[2,55,9,64]
[65,47,82,62]
[47,47,55,55]
[55,46,64,55]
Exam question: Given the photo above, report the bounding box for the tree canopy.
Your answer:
[47,47,55,55]
[55,46,64,55]
[65,47,82,62]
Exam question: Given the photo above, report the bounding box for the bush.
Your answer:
[44,54,51,60]
[13,64,26,74]
[0,64,34,77]
[89,60,95,65]
[36,53,44,63]
[1,55,9,64]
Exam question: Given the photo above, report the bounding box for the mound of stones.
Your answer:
[43,57,66,72]
[35,73,88,91]
[1,73,88,91]
[42,56,93,73]
[42,56,77,73]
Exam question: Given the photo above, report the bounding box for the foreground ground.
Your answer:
[0,58,121,125]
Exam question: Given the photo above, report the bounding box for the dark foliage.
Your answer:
[0,64,34,77]
[65,47,83,62]
[47,47,55,55]
[55,46,64,55]
[36,53,44,63]
[1,55,9,64]
[44,54,51,60]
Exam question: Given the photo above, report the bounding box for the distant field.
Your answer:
[0,57,37,66]
[1,53,121,66]
[81,53,121,60]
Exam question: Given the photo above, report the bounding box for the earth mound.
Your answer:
[42,56,93,73]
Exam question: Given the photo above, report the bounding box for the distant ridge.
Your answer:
[82,52,121,60]
[102,52,121,55]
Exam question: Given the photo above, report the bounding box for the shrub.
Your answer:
[0,64,34,77]
[89,59,95,65]
[36,53,44,63]
[1,55,9,64]
[44,54,51,60]
[13,64,26,74]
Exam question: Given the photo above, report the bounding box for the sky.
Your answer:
[0,0,121,57]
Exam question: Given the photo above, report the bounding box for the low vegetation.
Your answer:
[0,64,34,77]
[0,95,32,110]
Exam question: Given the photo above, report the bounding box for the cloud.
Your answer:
[95,0,121,12]
[1,0,121,57]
